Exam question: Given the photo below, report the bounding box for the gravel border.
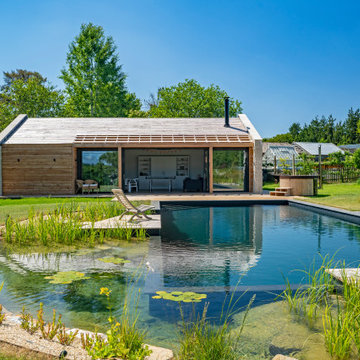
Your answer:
[0,308,173,360]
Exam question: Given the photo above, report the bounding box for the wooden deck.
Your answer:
[326,268,360,283]
[82,214,161,235]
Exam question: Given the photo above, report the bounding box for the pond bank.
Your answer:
[0,306,173,360]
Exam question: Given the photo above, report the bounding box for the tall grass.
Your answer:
[176,293,255,360]
[2,201,148,247]
[281,255,360,359]
[280,254,336,328]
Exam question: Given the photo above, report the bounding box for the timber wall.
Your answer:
[2,144,74,195]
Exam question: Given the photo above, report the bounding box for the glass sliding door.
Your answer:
[78,149,118,192]
[213,148,248,191]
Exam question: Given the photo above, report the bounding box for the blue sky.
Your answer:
[1,0,360,137]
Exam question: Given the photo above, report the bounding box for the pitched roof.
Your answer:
[339,144,360,153]
[262,142,291,154]
[263,145,298,160]
[3,115,259,145]
[293,142,344,155]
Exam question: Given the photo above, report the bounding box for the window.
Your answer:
[78,149,118,192]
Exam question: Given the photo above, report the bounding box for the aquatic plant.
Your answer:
[322,301,353,359]
[152,291,207,303]
[282,255,360,359]
[37,303,62,340]
[280,254,336,328]
[0,304,5,325]
[2,201,148,247]
[82,286,151,359]
[20,306,39,334]
[0,282,5,325]
[97,257,131,265]
[45,271,90,284]
[20,303,78,345]
[134,227,147,239]
[57,323,79,346]
[176,294,255,360]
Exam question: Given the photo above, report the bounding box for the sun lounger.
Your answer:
[112,189,155,221]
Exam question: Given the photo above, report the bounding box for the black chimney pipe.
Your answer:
[224,96,230,127]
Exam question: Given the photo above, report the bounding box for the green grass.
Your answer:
[262,181,279,192]
[299,182,360,211]
[0,197,111,225]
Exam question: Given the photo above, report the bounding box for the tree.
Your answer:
[1,69,46,90]
[289,123,301,142]
[60,23,141,117]
[263,133,293,143]
[353,149,360,169]
[343,108,360,144]
[0,70,64,130]
[148,79,242,118]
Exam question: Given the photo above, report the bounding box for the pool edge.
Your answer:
[157,198,360,225]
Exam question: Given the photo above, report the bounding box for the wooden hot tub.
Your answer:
[279,175,318,196]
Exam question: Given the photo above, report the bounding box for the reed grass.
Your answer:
[280,254,336,328]
[2,201,149,247]
[282,254,360,359]
[176,293,255,360]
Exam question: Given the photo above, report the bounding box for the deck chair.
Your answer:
[112,189,155,222]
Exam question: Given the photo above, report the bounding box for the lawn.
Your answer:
[0,197,112,225]
[262,181,279,192]
[298,182,360,211]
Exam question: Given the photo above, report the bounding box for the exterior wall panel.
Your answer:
[2,144,73,195]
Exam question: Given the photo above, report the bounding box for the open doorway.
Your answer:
[213,148,249,191]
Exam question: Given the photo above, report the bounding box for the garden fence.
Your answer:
[263,159,360,184]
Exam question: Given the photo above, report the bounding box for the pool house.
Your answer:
[0,112,262,196]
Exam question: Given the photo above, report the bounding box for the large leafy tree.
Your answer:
[1,69,46,90]
[0,70,64,130]
[60,23,141,117]
[148,79,243,118]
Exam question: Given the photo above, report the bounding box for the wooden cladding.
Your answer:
[2,144,74,195]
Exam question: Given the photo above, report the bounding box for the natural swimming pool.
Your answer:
[0,204,360,358]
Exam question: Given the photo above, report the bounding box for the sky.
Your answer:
[1,0,360,137]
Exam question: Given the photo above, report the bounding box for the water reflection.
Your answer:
[155,205,263,290]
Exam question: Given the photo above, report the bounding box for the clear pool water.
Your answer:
[0,204,359,357]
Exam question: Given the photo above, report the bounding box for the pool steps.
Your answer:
[269,187,292,196]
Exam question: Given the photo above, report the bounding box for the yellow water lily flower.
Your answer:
[100,287,111,296]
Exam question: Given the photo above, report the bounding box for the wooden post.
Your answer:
[118,147,122,189]
[209,146,213,193]
[292,154,296,175]
[318,145,322,189]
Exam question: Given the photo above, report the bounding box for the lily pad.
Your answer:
[152,290,207,303]
[97,257,131,265]
[45,271,90,284]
